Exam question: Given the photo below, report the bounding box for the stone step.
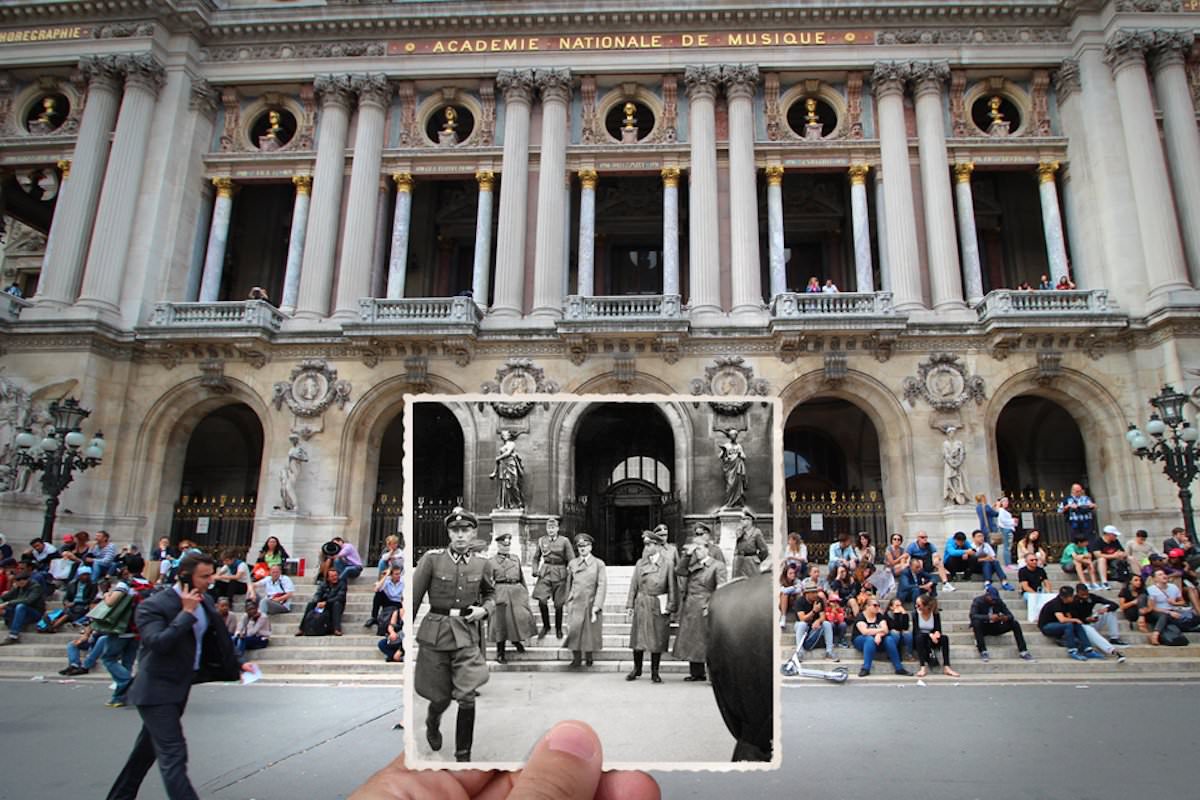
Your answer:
[778,644,1179,660]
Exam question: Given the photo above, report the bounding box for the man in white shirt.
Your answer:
[1146,568,1200,643]
[249,564,294,615]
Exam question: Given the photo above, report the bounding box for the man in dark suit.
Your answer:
[106,552,254,800]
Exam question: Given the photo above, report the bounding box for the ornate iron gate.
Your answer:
[368,494,404,564]
[1006,489,1074,559]
[785,490,887,563]
[170,495,256,552]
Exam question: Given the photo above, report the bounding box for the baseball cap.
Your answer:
[1102,525,1120,537]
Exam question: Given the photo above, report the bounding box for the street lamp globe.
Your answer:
[14,428,36,449]
[64,430,86,449]
[1182,424,1199,444]
[1146,415,1166,437]
[40,434,60,452]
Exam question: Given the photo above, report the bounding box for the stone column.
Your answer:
[661,167,681,296]
[1150,31,1200,287]
[280,175,311,313]
[1105,31,1192,298]
[871,63,923,310]
[848,164,874,293]
[333,74,390,319]
[385,173,413,299]
[909,61,964,311]
[370,178,391,299]
[874,170,890,293]
[765,165,786,298]
[723,65,764,316]
[491,70,535,318]
[531,69,572,318]
[76,55,166,315]
[684,66,723,317]
[953,163,984,302]
[293,76,353,319]
[471,170,495,305]
[1036,162,1071,282]
[198,178,235,303]
[36,57,122,309]
[576,168,597,296]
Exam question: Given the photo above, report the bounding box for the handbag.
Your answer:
[89,593,134,634]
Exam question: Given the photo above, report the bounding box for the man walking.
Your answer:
[532,516,574,639]
[106,553,252,800]
[410,507,495,762]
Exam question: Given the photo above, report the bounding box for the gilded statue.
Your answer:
[622,102,637,131]
[988,96,1005,124]
[28,96,61,134]
[804,97,819,126]
[264,110,284,142]
[442,106,458,134]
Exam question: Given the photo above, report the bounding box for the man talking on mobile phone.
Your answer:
[106,552,257,800]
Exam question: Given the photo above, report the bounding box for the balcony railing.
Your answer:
[1,292,31,322]
[770,291,896,318]
[975,289,1120,323]
[149,299,285,332]
[563,294,682,321]
[356,296,482,325]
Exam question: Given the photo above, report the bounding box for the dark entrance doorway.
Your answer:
[573,403,675,565]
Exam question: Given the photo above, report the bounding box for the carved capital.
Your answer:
[57,159,71,180]
[765,165,785,186]
[908,60,950,97]
[292,174,312,195]
[661,166,681,188]
[720,64,760,100]
[120,53,166,95]
[77,55,124,92]
[954,162,975,184]
[392,172,413,193]
[476,170,495,191]
[684,65,722,102]
[352,73,392,107]
[1150,29,1195,72]
[189,77,219,114]
[1053,59,1081,103]
[212,177,235,198]
[1105,29,1154,74]
[871,61,909,99]
[496,69,536,104]
[313,74,356,110]
[1037,161,1060,184]
[534,68,572,104]
[578,168,598,190]
[848,163,870,186]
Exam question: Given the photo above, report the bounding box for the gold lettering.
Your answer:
[816,32,826,44]
[433,41,445,53]
[528,37,539,50]
[784,32,798,45]
[600,35,613,49]
[729,33,744,46]
[475,40,487,51]
[492,39,502,51]
[799,32,812,44]
[504,39,520,51]
[682,33,694,47]
[559,37,571,49]
[697,34,709,46]
[651,35,662,48]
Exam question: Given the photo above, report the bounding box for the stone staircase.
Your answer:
[4,567,1199,685]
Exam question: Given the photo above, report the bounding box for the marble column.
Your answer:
[370,178,391,299]
[1036,162,1071,282]
[491,70,535,318]
[953,163,984,302]
[723,65,764,316]
[36,57,122,309]
[76,55,166,315]
[294,75,353,319]
[184,184,214,302]
[765,165,786,298]
[661,167,681,296]
[1105,31,1192,298]
[385,173,413,299]
[1150,31,1200,287]
[531,69,572,318]
[577,169,597,296]
[333,74,390,319]
[198,178,235,303]
[871,63,923,310]
[909,61,964,311]
[684,66,722,317]
[280,175,311,313]
[471,170,495,305]
[848,164,875,294]
[874,170,890,293]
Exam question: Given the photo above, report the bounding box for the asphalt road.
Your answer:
[2,679,1192,799]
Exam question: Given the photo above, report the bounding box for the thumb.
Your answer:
[508,721,603,800]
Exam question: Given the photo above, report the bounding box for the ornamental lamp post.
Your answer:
[1126,384,1200,542]
[12,397,108,541]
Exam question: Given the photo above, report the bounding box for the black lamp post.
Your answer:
[1126,384,1200,542]
[12,397,107,541]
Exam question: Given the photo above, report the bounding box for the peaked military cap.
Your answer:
[445,506,478,528]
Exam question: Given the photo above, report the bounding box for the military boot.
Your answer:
[426,702,448,752]
[454,706,476,762]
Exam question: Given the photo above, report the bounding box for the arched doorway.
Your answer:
[170,403,263,551]
[572,403,677,565]
[370,402,465,560]
[784,398,886,561]
[995,395,1089,550]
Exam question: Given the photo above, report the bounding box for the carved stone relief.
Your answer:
[272,359,352,418]
[902,353,987,410]
[480,358,560,419]
[689,356,770,416]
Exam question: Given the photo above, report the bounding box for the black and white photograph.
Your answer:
[403,396,781,770]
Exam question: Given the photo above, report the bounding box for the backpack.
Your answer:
[125,576,157,637]
[302,606,333,636]
[377,605,402,638]
[1160,625,1189,646]
[36,608,66,632]
[89,576,156,636]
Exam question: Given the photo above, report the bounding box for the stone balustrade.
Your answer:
[356,295,482,324]
[149,299,285,332]
[1,293,31,322]
[770,291,896,318]
[975,289,1121,320]
[563,294,683,321]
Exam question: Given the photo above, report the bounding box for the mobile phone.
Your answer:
[180,574,193,591]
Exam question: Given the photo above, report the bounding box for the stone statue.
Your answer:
[489,429,525,509]
[718,429,748,509]
[280,433,308,511]
[942,427,969,506]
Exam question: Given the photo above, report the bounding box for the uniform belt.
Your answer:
[429,607,470,616]
[495,579,520,584]
[543,559,565,566]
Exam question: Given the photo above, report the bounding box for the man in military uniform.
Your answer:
[692,522,726,563]
[410,507,496,762]
[733,510,769,579]
[674,528,728,681]
[532,516,575,639]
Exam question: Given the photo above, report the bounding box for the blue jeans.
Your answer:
[234,635,269,657]
[980,560,1006,584]
[998,529,1014,566]
[893,631,913,659]
[102,636,138,702]
[334,559,363,582]
[68,634,108,669]
[5,603,37,635]
[378,637,404,660]
[795,620,834,653]
[854,633,904,671]
[1041,621,1088,651]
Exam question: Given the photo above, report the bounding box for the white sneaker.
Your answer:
[779,615,786,630]
[943,583,956,592]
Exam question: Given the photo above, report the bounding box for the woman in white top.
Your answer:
[911,593,959,678]
[784,533,808,570]
[376,534,403,577]
[1016,529,1048,569]
[994,497,1016,567]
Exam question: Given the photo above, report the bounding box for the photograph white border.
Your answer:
[401,392,783,773]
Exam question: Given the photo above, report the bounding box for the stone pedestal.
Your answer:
[490,509,528,563]
[716,509,744,569]
[901,508,979,551]
[258,512,338,578]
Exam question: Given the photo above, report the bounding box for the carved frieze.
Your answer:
[480,358,560,418]
[219,87,239,151]
[1030,70,1052,136]
[689,356,769,416]
[846,71,864,139]
[478,79,496,146]
[579,75,598,144]
[1035,350,1064,385]
[657,74,678,144]
[875,28,1069,45]
[199,359,231,394]
[764,72,782,141]
[200,42,387,63]
[272,359,352,418]
[902,353,987,410]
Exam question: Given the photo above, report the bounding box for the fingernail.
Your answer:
[546,722,596,762]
